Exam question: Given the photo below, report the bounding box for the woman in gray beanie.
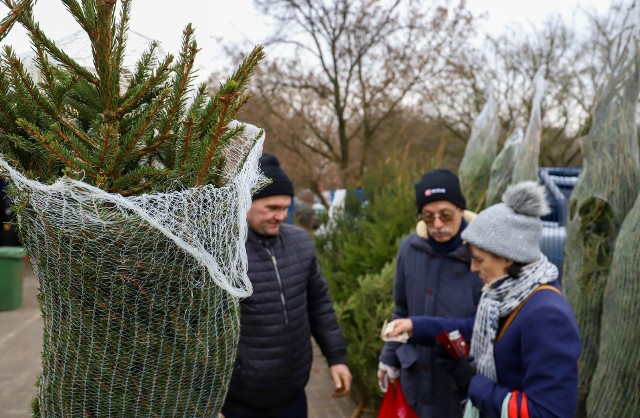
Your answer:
[383,181,582,418]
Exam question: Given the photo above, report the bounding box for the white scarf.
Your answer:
[470,254,558,381]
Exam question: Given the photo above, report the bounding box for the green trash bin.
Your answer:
[0,246,26,310]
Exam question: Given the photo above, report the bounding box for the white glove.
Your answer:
[377,361,400,393]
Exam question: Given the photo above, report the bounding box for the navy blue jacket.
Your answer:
[223,224,346,417]
[410,284,581,418]
[380,231,482,417]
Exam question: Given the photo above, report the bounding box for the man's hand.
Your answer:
[377,361,400,393]
[329,364,352,398]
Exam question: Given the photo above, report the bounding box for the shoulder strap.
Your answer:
[496,285,562,344]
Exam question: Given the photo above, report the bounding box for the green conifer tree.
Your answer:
[0,1,264,417]
[0,0,263,193]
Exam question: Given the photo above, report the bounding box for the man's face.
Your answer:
[247,195,292,236]
[419,200,463,243]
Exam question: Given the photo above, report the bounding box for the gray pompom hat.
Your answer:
[461,181,550,263]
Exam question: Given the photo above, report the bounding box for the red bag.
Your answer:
[377,379,418,418]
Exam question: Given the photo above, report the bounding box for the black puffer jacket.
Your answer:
[222,224,347,417]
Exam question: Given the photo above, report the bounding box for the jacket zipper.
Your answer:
[265,246,289,326]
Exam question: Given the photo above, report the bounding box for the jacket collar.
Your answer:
[247,227,279,248]
[409,228,471,262]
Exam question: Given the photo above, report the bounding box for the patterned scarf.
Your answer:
[470,254,558,381]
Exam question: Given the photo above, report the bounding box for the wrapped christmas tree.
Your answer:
[485,127,523,207]
[458,91,500,212]
[562,19,640,416]
[511,68,545,184]
[587,192,640,417]
[0,1,265,416]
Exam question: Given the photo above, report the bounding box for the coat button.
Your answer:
[426,288,433,296]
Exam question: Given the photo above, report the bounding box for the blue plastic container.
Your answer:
[538,167,580,282]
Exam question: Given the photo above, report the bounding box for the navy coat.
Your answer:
[410,283,581,418]
[380,230,482,417]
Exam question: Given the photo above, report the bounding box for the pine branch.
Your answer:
[59,0,93,34]
[0,0,30,42]
[93,0,119,120]
[109,165,168,194]
[113,0,131,83]
[174,84,207,171]
[4,46,58,115]
[2,132,39,151]
[51,122,94,166]
[112,87,171,172]
[16,118,96,178]
[96,123,119,179]
[15,7,98,83]
[195,93,233,187]
[1,2,264,196]
[118,47,173,114]
[4,46,98,148]
[178,118,196,175]
[153,25,198,168]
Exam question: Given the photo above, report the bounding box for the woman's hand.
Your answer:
[385,318,413,338]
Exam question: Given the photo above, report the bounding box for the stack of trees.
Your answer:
[562,5,640,416]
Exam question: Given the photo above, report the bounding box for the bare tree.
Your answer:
[424,14,596,167]
[248,0,478,187]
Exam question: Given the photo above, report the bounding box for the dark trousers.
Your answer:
[221,392,308,418]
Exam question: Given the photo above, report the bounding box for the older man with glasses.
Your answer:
[378,169,482,418]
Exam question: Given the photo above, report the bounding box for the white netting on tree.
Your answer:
[0,126,264,417]
[512,67,546,184]
[458,90,500,212]
[485,127,524,207]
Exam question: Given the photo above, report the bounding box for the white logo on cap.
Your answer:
[424,188,446,197]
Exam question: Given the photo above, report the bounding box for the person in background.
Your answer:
[385,181,581,418]
[378,169,482,417]
[222,153,352,418]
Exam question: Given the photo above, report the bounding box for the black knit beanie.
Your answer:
[414,169,466,213]
[253,153,295,200]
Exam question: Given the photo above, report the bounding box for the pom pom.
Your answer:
[502,181,550,217]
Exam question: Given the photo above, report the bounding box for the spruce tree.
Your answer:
[0,1,264,416]
[0,0,263,193]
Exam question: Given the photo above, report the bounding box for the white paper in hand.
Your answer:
[380,320,409,343]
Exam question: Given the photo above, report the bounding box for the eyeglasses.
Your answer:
[418,208,459,224]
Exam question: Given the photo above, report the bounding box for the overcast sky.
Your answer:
[0,0,611,83]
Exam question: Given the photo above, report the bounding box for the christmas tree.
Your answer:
[0,1,264,416]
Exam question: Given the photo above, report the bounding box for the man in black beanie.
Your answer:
[222,153,352,418]
[378,168,482,417]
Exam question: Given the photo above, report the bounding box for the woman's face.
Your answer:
[469,245,513,285]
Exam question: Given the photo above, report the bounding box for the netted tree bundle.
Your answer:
[458,92,500,212]
[512,68,545,184]
[485,127,524,207]
[563,43,640,414]
[1,135,263,417]
[587,193,640,417]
